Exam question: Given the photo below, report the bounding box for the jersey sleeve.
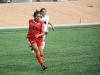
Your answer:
[41,20,44,26]
[29,19,33,26]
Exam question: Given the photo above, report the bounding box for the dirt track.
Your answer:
[0,0,100,27]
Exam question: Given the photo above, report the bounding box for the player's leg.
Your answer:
[27,38,46,70]
[31,44,40,54]
[37,40,44,56]
[38,46,47,70]
[37,40,47,70]
[31,47,34,54]
[42,32,48,50]
[31,43,46,70]
[38,46,44,56]
[42,35,46,50]
[27,38,34,53]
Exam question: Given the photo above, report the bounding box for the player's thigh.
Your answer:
[38,46,43,52]
[37,41,43,51]
[31,43,40,54]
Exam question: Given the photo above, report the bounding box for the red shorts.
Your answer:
[27,37,42,46]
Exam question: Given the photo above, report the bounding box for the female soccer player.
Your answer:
[40,8,54,50]
[26,10,47,70]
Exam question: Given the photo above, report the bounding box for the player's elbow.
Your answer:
[42,32,45,36]
[41,32,44,36]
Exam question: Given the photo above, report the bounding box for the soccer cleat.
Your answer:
[42,66,47,70]
[31,50,34,53]
[31,48,34,54]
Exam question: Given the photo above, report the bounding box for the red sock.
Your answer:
[36,54,44,66]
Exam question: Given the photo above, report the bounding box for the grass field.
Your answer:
[0,25,100,75]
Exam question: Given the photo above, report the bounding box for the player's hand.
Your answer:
[35,35,39,38]
[52,26,55,31]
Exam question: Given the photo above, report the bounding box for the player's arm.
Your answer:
[35,23,44,38]
[48,22,54,31]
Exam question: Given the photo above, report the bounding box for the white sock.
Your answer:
[42,42,45,50]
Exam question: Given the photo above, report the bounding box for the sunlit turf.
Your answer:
[0,25,100,75]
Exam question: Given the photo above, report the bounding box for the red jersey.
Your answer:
[27,19,43,40]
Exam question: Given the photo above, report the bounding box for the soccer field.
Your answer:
[0,25,100,75]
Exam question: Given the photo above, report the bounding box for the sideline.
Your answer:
[0,23,100,29]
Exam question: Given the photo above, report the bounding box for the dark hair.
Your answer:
[33,10,40,17]
[40,8,46,13]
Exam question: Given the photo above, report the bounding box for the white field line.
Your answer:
[0,23,100,29]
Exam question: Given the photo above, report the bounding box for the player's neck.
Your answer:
[34,19,39,23]
[42,14,45,17]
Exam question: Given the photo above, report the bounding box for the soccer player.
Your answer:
[26,10,47,70]
[31,8,54,54]
[40,8,54,50]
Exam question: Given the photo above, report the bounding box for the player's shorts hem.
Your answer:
[45,32,48,35]
[26,38,42,46]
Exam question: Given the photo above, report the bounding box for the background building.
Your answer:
[0,0,69,3]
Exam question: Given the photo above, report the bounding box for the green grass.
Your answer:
[0,25,100,75]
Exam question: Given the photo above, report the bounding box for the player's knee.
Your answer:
[35,49,40,54]
[31,47,40,54]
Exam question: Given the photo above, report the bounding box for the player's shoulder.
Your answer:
[39,20,44,25]
[29,19,33,22]
[39,20,43,23]
[45,15,49,18]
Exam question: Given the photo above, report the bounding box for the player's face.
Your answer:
[41,10,46,16]
[35,14,41,21]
